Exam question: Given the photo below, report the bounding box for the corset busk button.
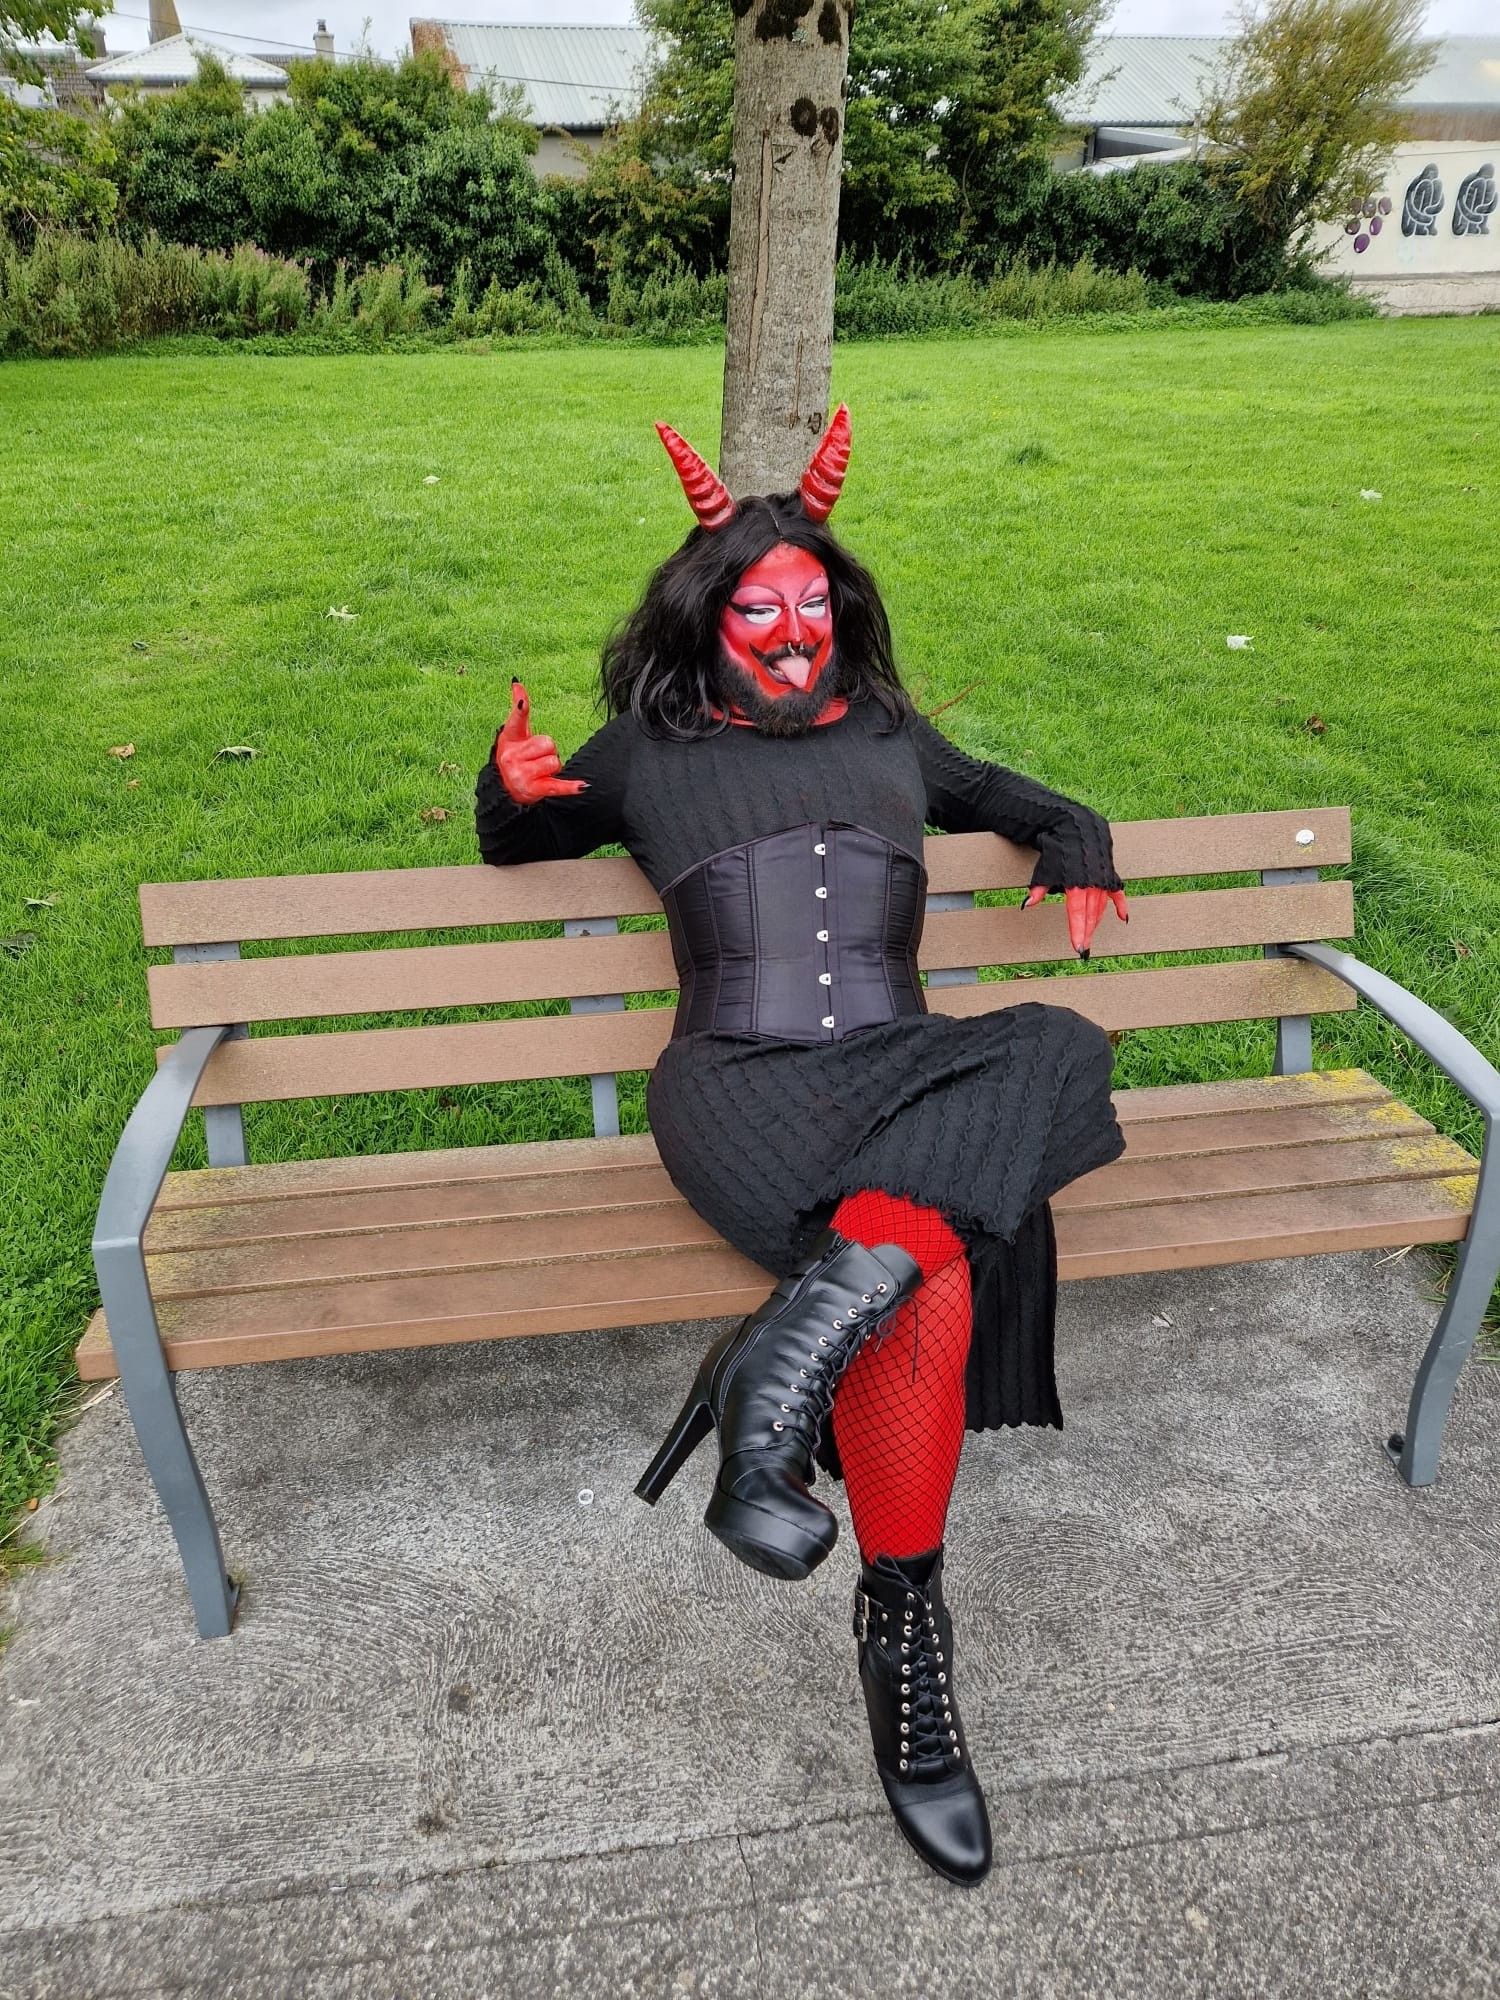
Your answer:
[813,842,827,855]
[821,1015,836,1029]
[814,886,828,900]
[816,929,829,942]
[818,972,832,986]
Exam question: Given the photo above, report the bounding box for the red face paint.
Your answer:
[719,543,834,702]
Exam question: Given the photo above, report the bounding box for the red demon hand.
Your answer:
[495,679,589,805]
[1022,884,1129,962]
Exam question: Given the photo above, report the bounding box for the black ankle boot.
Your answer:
[854,1546,992,1885]
[635,1229,922,1580]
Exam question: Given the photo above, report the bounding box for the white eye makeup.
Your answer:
[732,601,782,624]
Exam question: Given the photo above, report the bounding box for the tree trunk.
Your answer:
[719,0,851,498]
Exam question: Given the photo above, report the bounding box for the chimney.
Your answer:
[313,19,334,58]
[149,0,182,42]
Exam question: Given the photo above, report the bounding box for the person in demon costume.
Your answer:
[476,409,1128,1885]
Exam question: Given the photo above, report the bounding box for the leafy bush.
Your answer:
[994,160,1296,298]
[391,120,548,293]
[110,57,252,252]
[834,254,1150,338]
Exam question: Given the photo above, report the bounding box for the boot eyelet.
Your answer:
[900,1760,909,1772]
[901,1703,910,1715]
[799,1368,809,1377]
[780,1404,791,1413]
[877,1283,888,1293]
[938,1673,947,1685]
[949,1730,958,1742]
[818,1336,830,1346]
[900,1723,909,1735]
[831,1320,842,1330]
[772,1421,785,1432]
[861,1294,872,1304]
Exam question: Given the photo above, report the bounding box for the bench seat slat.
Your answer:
[139,1129,1476,1303]
[150,1064,1397,1215]
[144,1092,1439,1252]
[145,881,1355,1029]
[76,1165,1473,1379]
[137,811,1354,948]
[170,961,1356,1107]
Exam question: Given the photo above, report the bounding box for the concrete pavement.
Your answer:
[2,1248,1498,1998]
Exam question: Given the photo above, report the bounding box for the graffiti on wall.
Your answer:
[1453,164,1496,238]
[1400,164,1444,238]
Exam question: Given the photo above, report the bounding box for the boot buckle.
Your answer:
[852,1589,874,1641]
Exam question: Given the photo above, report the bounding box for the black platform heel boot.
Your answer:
[635,1229,922,1580]
[854,1546,993,1885]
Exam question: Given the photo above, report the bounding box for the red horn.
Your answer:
[799,404,851,522]
[655,421,736,532]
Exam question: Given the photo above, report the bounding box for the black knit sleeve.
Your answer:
[909,712,1122,892]
[475,712,632,866]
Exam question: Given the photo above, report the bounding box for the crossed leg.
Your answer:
[829,1189,974,1560]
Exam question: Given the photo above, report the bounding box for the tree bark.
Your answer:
[719,0,851,498]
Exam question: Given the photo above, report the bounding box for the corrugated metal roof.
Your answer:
[1058,34,1500,129]
[88,32,290,86]
[426,21,652,130]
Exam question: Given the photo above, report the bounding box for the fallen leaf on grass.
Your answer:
[1303,715,1328,736]
[1226,635,1252,650]
[1451,938,1472,959]
[107,743,135,760]
[326,605,357,622]
[1359,489,1382,502]
[437,761,462,776]
[420,806,451,823]
[124,778,140,790]
[214,746,261,761]
[130,639,150,654]
[1,932,38,958]
[24,896,57,910]
[423,474,441,485]
[24,1497,38,1513]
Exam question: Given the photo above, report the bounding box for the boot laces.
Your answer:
[773,1279,892,1453]
[891,1586,962,1777]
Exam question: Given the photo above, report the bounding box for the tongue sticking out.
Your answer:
[771,653,816,690]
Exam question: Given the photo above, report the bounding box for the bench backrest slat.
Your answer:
[146,879,1355,1030]
[175,959,1355,1108]
[138,810,1352,948]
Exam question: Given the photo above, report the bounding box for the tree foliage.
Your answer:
[1201,0,1436,249]
[627,0,1102,266]
[1,5,114,240]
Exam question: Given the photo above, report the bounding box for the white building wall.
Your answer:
[1314,140,1500,311]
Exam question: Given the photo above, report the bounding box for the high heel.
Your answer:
[634,1229,922,1579]
[634,1388,713,1503]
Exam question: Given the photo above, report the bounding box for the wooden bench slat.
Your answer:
[172,961,1356,1107]
[146,1092,1436,1252]
[141,1129,1475,1302]
[77,1166,1472,1379]
[145,881,1355,1029]
[138,810,1353,947]
[149,1068,1395,1213]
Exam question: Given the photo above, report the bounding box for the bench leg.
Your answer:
[1388,1143,1500,1489]
[95,1238,239,1639]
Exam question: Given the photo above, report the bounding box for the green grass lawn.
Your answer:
[2,318,1498,1543]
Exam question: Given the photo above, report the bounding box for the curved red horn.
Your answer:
[799,404,851,522]
[655,421,736,532]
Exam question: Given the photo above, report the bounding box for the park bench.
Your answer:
[84,806,1500,1641]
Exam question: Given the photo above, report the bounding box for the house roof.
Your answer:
[409,19,651,129]
[1057,34,1500,129]
[87,32,291,87]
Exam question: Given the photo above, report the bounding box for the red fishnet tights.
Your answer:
[829,1189,973,1562]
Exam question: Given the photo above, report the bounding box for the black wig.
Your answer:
[600,493,912,740]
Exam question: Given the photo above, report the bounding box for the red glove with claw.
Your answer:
[1023,883,1129,961]
[495,679,589,806]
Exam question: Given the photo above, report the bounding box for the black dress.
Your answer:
[476,696,1125,1435]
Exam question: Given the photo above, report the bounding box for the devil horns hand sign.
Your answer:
[495,680,590,806]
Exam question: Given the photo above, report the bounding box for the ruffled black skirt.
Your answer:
[644,1000,1124,1438]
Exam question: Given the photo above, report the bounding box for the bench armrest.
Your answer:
[1284,943,1500,1120]
[93,1026,232,1260]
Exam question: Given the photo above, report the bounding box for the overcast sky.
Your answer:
[98,0,1497,61]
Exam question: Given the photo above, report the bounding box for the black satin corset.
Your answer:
[659,822,929,1045]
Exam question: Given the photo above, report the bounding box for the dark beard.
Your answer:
[711,648,842,738]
